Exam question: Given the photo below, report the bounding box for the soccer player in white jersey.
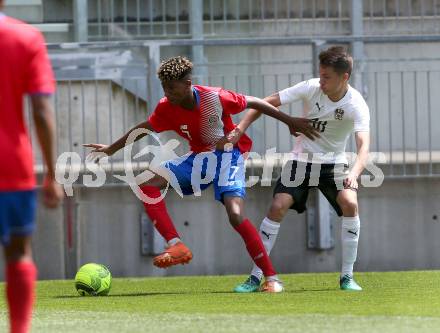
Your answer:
[233,46,370,292]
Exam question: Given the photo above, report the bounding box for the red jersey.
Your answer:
[0,16,55,191]
[148,85,252,153]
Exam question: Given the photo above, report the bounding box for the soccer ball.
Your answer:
[75,263,112,296]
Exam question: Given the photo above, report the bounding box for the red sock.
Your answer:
[140,185,180,243]
[234,219,277,277]
[6,261,37,333]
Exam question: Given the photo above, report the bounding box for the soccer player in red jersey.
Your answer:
[0,2,64,332]
[85,56,318,292]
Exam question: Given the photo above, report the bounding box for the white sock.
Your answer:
[341,216,360,277]
[250,217,281,281]
[266,275,280,282]
[168,238,181,246]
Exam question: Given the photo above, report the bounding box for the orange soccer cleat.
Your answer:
[153,241,193,268]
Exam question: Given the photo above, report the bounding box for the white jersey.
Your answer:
[279,78,370,164]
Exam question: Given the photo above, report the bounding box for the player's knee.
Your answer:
[3,236,33,262]
[338,197,358,216]
[227,212,244,227]
[268,201,288,221]
[4,246,31,262]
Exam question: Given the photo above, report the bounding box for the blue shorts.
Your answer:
[164,148,246,203]
[0,190,37,245]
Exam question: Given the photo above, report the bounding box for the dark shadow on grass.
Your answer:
[53,288,336,299]
[53,290,236,299]
[285,288,337,293]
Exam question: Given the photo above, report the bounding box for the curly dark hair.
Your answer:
[157,56,193,82]
[319,46,353,77]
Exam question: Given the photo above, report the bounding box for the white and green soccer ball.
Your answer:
[75,263,112,296]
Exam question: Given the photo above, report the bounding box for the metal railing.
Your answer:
[83,0,440,40]
[202,0,350,37]
[87,0,191,40]
[364,0,440,35]
[38,0,440,41]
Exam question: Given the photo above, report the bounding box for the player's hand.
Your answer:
[215,127,243,151]
[42,176,64,208]
[83,143,113,163]
[343,173,359,191]
[288,117,320,140]
[83,143,112,154]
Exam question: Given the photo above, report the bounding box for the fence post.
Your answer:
[148,43,162,109]
[73,0,88,42]
[143,43,167,254]
[190,0,207,81]
[351,0,366,95]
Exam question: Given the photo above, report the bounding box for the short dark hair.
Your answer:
[157,56,193,82]
[319,46,353,77]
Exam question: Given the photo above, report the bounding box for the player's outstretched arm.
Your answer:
[83,120,156,156]
[245,95,320,140]
[216,93,283,149]
[31,95,63,208]
[237,93,281,133]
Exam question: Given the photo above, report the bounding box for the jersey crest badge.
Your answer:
[208,114,219,127]
[334,108,344,120]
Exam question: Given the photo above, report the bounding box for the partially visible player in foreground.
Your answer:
[234,46,370,292]
[85,56,319,292]
[0,2,64,332]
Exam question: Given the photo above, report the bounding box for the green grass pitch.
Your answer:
[1,271,440,332]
